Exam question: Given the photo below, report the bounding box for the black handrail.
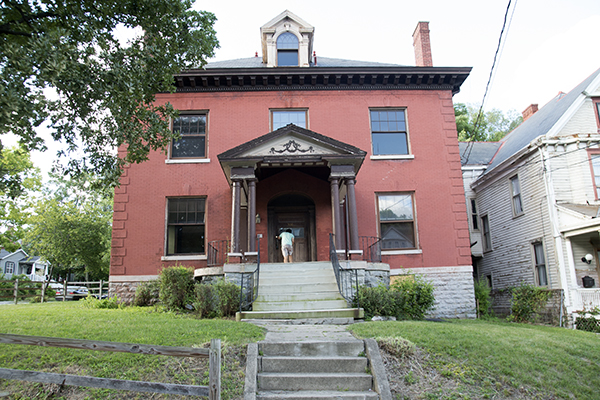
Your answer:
[329,233,359,308]
[360,236,382,263]
[207,240,229,267]
[239,236,261,313]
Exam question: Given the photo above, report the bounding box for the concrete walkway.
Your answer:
[261,322,359,342]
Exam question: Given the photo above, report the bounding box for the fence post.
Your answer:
[13,279,18,305]
[99,280,103,299]
[41,280,46,303]
[63,281,67,302]
[209,338,221,400]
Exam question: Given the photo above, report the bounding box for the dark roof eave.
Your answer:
[173,66,472,95]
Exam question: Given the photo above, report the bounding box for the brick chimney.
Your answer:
[413,21,433,67]
[522,104,539,122]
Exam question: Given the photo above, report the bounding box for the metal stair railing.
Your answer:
[239,236,261,313]
[207,239,229,267]
[329,233,360,308]
[360,236,382,263]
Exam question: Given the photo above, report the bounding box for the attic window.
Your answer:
[277,32,299,66]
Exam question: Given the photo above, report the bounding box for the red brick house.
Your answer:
[109,11,475,318]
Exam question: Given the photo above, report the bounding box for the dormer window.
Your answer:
[277,32,299,66]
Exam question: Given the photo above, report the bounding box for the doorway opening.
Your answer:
[268,194,316,263]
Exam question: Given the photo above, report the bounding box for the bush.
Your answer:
[193,279,241,318]
[214,279,240,317]
[159,266,194,311]
[391,275,435,320]
[81,295,120,309]
[194,283,219,318]
[354,275,435,320]
[134,280,160,307]
[474,278,492,318]
[508,281,552,323]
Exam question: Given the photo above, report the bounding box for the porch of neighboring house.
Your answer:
[563,226,600,315]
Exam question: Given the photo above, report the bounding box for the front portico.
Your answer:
[217,124,366,262]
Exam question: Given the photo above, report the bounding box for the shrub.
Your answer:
[214,279,240,317]
[81,295,120,309]
[391,275,435,320]
[508,281,552,323]
[474,278,492,318]
[134,280,160,307]
[159,266,194,311]
[354,275,435,320]
[194,283,219,318]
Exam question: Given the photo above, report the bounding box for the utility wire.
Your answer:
[462,0,518,164]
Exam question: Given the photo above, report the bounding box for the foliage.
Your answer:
[507,282,552,323]
[354,275,435,320]
[158,265,194,311]
[0,0,218,189]
[575,316,600,333]
[194,282,219,318]
[455,103,523,142]
[0,274,42,301]
[0,146,41,251]
[193,279,241,318]
[473,278,492,318]
[133,280,160,307]
[391,275,436,320]
[80,295,120,309]
[23,185,112,280]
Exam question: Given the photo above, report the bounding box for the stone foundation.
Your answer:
[490,288,564,326]
[392,265,476,319]
[109,275,158,305]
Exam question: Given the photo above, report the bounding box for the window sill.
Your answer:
[381,249,422,255]
[370,155,414,160]
[161,255,207,261]
[166,158,210,164]
[512,212,525,219]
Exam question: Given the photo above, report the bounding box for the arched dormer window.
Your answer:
[277,32,299,66]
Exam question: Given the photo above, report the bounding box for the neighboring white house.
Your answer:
[460,67,600,321]
[1,249,49,282]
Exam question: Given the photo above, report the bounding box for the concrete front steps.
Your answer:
[237,261,363,320]
[256,341,379,400]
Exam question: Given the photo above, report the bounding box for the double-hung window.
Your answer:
[171,114,207,159]
[166,198,206,255]
[5,261,14,274]
[510,175,523,216]
[271,109,307,130]
[370,109,409,156]
[533,242,548,286]
[481,215,491,251]
[591,154,600,198]
[276,32,299,66]
[377,193,417,249]
[470,199,479,230]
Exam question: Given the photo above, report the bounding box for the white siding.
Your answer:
[558,99,598,137]
[475,154,557,290]
[462,167,486,257]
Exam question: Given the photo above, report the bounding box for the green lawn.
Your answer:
[349,319,600,400]
[0,302,265,399]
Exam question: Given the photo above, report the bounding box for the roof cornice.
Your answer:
[173,66,471,95]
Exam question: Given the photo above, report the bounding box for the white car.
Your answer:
[54,285,89,301]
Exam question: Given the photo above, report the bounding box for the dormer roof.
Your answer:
[260,10,314,67]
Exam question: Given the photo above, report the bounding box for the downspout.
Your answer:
[539,147,571,308]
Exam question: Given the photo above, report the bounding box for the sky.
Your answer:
[199,0,600,113]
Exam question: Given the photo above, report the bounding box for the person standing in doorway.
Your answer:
[277,228,295,263]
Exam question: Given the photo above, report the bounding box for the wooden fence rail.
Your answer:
[0,333,221,399]
[0,280,109,304]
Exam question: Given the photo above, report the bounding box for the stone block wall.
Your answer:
[490,288,564,326]
[109,281,142,305]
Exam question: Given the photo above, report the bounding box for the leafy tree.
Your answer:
[0,146,41,251]
[23,175,112,280]
[1,0,218,189]
[455,103,523,142]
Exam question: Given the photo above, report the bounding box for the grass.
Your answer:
[0,302,265,399]
[349,319,600,400]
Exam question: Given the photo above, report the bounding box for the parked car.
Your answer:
[55,286,89,301]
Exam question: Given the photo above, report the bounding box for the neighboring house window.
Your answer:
[594,98,600,130]
[277,32,299,66]
[533,242,548,286]
[166,198,206,255]
[377,193,416,249]
[481,215,491,251]
[370,109,409,155]
[5,261,14,274]
[272,109,307,130]
[470,198,479,230]
[591,154,600,198]
[510,175,523,216]
[171,114,207,158]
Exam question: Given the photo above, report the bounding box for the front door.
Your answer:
[275,212,309,262]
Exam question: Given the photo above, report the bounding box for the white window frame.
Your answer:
[481,214,492,252]
[5,261,15,274]
[532,241,548,287]
[470,198,479,231]
[169,112,209,162]
[270,109,308,131]
[369,108,411,158]
[377,192,418,251]
[510,175,524,216]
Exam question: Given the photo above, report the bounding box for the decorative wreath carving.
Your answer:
[269,140,314,154]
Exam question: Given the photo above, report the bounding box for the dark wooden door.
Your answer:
[270,211,309,262]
